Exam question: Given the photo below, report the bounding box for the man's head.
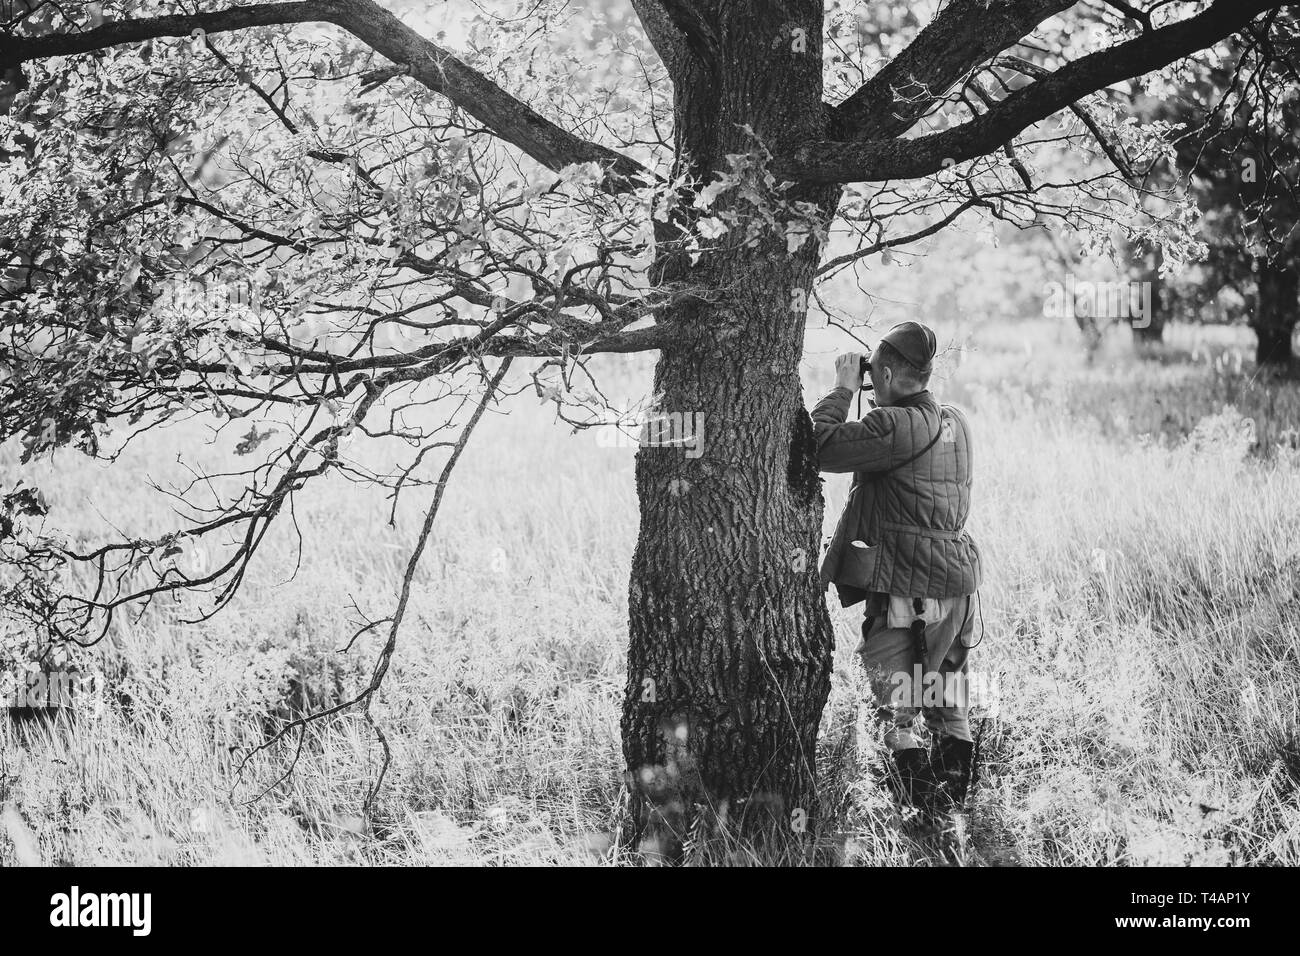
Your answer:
[867,321,936,405]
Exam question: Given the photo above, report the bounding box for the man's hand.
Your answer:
[835,352,865,392]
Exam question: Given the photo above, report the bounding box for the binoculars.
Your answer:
[859,355,873,391]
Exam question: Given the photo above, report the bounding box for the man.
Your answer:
[811,321,983,819]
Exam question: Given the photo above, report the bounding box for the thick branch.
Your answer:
[833,0,1074,140]
[0,1,327,59]
[780,0,1280,185]
[995,54,1136,182]
[628,0,696,76]
[1,0,647,188]
[330,0,645,185]
[649,0,718,67]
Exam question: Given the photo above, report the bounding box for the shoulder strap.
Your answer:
[878,405,947,477]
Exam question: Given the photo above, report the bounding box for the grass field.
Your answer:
[3,317,1300,865]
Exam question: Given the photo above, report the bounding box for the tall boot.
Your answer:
[930,735,974,811]
[888,747,936,809]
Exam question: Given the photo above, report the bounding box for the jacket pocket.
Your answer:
[967,535,983,583]
[835,539,879,590]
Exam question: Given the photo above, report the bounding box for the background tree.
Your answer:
[1137,9,1300,368]
[0,0,1290,859]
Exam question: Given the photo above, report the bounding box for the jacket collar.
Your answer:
[875,389,934,410]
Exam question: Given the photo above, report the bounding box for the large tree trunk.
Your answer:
[1252,259,1298,369]
[620,1,838,860]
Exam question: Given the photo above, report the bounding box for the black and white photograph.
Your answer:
[0,0,1294,906]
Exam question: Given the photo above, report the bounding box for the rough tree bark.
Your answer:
[1251,258,1298,368]
[621,1,839,859]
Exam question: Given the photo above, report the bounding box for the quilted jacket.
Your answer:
[812,386,981,606]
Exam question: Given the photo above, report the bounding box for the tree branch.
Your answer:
[1102,0,1154,34]
[779,0,1280,185]
[628,0,697,76]
[330,0,646,186]
[832,0,1074,140]
[647,0,718,67]
[0,0,327,59]
[994,54,1136,183]
[1,0,648,189]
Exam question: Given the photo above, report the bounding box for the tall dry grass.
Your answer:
[2,319,1299,865]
